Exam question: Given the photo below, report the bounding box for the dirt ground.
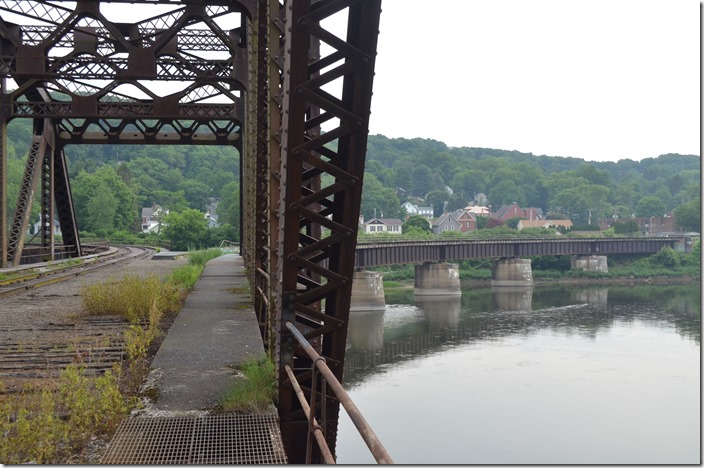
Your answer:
[0,255,188,347]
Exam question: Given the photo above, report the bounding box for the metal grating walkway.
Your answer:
[102,414,287,464]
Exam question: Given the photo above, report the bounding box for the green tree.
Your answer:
[673,197,701,231]
[218,182,241,236]
[72,166,138,233]
[426,190,448,217]
[162,209,208,251]
[360,174,403,220]
[488,180,525,208]
[402,215,431,234]
[87,184,118,233]
[635,195,668,218]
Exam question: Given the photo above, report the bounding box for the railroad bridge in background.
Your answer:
[354,237,683,268]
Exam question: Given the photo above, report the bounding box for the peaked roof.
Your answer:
[365,217,403,226]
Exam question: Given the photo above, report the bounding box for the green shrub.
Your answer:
[81,273,180,323]
[0,365,131,464]
[649,247,681,268]
[188,248,223,267]
[220,358,276,412]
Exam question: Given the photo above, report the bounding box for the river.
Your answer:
[335,283,701,464]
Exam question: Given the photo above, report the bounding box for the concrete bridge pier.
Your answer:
[414,262,461,296]
[571,255,608,273]
[350,270,386,311]
[491,257,533,287]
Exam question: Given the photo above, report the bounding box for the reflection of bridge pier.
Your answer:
[572,288,608,305]
[347,310,385,351]
[492,286,533,312]
[414,295,461,329]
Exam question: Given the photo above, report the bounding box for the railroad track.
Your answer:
[0,246,157,394]
[0,246,153,299]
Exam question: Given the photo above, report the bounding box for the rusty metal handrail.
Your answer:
[285,321,394,464]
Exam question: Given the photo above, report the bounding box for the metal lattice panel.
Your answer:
[102,414,287,465]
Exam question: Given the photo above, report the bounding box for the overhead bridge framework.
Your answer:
[0,0,381,463]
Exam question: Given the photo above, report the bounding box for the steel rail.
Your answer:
[285,321,394,464]
[0,246,151,298]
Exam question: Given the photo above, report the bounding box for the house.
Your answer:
[492,203,543,223]
[205,200,219,228]
[402,201,434,221]
[454,209,477,232]
[30,218,61,236]
[363,218,403,235]
[432,212,461,234]
[517,219,573,231]
[141,204,168,233]
[466,205,491,217]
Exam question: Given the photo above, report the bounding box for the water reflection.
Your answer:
[347,310,384,351]
[492,286,533,311]
[414,295,461,329]
[338,283,701,464]
[345,285,702,386]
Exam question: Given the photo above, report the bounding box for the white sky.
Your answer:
[368,0,701,162]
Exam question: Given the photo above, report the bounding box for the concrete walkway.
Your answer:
[102,254,287,464]
[145,253,265,412]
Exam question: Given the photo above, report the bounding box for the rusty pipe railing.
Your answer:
[285,321,394,464]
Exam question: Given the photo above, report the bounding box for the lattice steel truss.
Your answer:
[0,0,381,463]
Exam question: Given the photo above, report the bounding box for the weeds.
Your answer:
[0,365,132,464]
[81,273,180,323]
[219,358,276,412]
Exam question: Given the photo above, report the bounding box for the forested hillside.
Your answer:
[3,118,700,246]
[361,135,700,230]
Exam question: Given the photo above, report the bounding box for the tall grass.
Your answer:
[219,358,276,412]
[0,365,132,464]
[81,273,181,324]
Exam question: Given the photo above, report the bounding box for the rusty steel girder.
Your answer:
[0,0,250,266]
[271,0,382,463]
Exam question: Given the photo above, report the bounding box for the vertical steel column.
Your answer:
[268,0,285,355]
[250,0,271,347]
[0,79,6,267]
[8,118,53,265]
[276,0,382,462]
[53,146,80,258]
[40,128,55,260]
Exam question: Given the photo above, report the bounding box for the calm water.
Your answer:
[335,283,701,464]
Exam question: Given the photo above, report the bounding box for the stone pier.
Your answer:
[491,257,533,287]
[350,270,386,311]
[571,255,608,273]
[414,262,461,296]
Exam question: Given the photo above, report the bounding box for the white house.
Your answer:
[30,218,61,236]
[141,205,168,233]
[402,201,434,221]
[363,217,403,235]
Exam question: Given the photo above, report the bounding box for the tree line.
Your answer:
[3,118,700,250]
[360,135,700,231]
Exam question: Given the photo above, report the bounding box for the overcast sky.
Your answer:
[367,0,700,162]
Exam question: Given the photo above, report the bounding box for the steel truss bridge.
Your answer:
[354,237,682,268]
[0,0,381,463]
